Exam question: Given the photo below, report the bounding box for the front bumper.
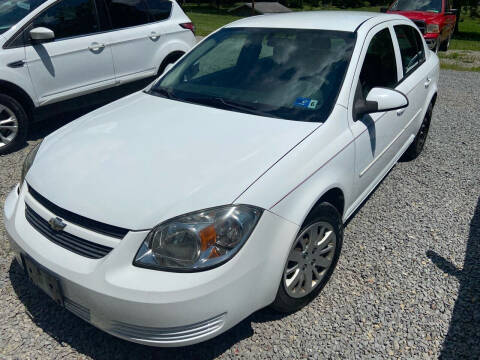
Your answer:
[424,33,440,50]
[4,184,299,347]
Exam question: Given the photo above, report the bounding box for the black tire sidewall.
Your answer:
[0,94,28,155]
[272,202,344,313]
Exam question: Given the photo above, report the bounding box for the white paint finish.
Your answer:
[5,186,299,346]
[366,87,408,111]
[226,11,404,32]
[4,13,440,347]
[27,92,318,230]
[25,32,117,105]
[0,0,195,108]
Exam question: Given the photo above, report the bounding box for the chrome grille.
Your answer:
[25,204,113,259]
[413,20,426,34]
[28,185,129,239]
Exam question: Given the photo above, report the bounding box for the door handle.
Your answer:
[149,31,160,41]
[424,77,432,88]
[88,42,105,52]
[397,108,406,116]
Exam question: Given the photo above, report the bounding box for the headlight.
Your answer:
[20,141,42,185]
[134,205,263,271]
[426,24,440,34]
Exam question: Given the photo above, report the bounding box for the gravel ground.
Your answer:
[1,69,479,359]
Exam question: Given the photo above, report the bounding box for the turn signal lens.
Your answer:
[426,23,440,33]
[134,205,262,271]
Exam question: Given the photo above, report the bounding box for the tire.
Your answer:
[0,93,29,155]
[439,34,451,52]
[271,202,343,313]
[402,102,433,161]
[157,52,185,76]
[434,39,441,53]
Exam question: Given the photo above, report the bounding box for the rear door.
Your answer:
[391,22,430,144]
[25,0,116,106]
[103,0,172,84]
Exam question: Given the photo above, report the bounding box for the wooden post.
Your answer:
[252,0,255,15]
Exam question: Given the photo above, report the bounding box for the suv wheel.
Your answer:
[271,202,343,313]
[0,94,28,155]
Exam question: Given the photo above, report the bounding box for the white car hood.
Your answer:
[27,92,318,230]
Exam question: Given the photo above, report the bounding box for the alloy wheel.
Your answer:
[284,221,336,298]
[0,104,18,148]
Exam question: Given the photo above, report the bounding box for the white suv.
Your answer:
[0,0,195,154]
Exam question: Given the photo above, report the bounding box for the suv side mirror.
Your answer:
[354,87,408,119]
[30,27,55,43]
[380,7,388,13]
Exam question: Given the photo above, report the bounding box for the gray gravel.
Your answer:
[1,69,479,359]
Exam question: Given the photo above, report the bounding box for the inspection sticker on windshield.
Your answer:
[294,97,318,110]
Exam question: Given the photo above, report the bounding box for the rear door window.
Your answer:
[144,0,172,21]
[394,25,425,77]
[105,0,150,29]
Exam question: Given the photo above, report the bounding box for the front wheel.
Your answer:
[439,34,451,52]
[0,94,28,155]
[271,202,343,313]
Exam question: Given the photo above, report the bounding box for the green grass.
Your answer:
[440,62,480,71]
[184,5,243,36]
[185,3,480,51]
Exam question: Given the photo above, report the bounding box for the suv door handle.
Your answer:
[88,42,105,52]
[149,31,160,40]
[424,77,432,88]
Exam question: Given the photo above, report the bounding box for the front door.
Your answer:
[25,0,116,106]
[349,24,408,203]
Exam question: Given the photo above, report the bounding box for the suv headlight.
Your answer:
[20,141,42,186]
[134,205,263,271]
[426,23,440,34]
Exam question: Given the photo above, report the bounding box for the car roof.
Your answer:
[226,11,405,32]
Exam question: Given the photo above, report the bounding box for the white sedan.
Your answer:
[4,11,439,347]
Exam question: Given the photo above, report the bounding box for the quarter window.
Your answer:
[358,28,398,98]
[144,0,172,21]
[32,0,98,40]
[394,25,425,76]
[105,0,150,29]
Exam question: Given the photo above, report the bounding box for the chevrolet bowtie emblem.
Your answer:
[48,217,66,232]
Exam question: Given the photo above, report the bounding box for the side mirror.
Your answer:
[30,27,55,43]
[354,87,408,119]
[380,7,388,13]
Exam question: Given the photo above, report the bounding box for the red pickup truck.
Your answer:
[382,0,457,52]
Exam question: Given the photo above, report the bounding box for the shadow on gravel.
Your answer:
[427,196,480,359]
[8,259,285,360]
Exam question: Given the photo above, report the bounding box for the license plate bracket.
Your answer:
[23,255,64,307]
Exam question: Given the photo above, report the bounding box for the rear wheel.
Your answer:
[157,52,185,76]
[271,202,343,313]
[0,94,28,155]
[402,102,433,161]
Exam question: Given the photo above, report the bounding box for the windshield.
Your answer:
[390,0,442,13]
[151,27,356,123]
[0,0,47,35]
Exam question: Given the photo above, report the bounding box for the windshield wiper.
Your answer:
[185,96,275,118]
[147,87,176,99]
